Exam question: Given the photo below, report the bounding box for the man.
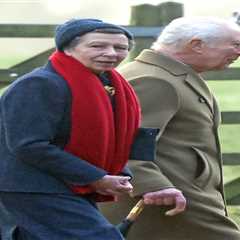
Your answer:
[100,17,240,240]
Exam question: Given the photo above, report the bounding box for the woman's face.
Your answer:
[64,32,129,74]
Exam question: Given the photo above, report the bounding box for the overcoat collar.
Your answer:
[135,49,214,113]
[135,49,189,75]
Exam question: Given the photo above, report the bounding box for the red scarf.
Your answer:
[50,51,140,201]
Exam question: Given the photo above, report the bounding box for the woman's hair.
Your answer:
[151,17,240,50]
[63,28,135,51]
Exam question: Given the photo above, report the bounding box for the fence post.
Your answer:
[128,2,184,61]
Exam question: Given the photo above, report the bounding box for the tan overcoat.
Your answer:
[99,50,240,240]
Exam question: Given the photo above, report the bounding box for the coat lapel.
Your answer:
[184,73,214,114]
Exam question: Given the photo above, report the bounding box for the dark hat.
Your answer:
[55,18,134,51]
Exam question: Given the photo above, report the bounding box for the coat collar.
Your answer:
[135,49,214,113]
[135,49,190,76]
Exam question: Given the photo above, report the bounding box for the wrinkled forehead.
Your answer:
[213,24,240,43]
[226,27,240,42]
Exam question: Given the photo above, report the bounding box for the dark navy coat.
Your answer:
[0,62,127,240]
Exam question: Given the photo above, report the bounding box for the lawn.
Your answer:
[208,78,240,224]
[207,81,240,153]
[0,87,7,95]
[228,206,240,225]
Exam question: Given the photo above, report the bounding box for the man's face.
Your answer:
[65,32,129,74]
[201,29,240,71]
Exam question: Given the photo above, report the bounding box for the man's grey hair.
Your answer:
[151,17,240,50]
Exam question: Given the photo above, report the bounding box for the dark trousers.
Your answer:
[0,192,124,240]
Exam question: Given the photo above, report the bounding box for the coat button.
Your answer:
[199,97,206,103]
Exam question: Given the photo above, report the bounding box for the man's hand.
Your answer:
[143,188,186,216]
[89,175,133,196]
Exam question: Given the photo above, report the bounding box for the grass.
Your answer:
[227,206,240,225]
[219,125,240,153]
[0,38,53,69]
[207,79,240,223]
[223,166,240,184]
[208,81,240,111]
[0,87,7,95]
[207,80,240,154]
[202,73,240,223]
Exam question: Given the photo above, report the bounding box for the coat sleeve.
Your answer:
[128,77,181,197]
[1,75,107,186]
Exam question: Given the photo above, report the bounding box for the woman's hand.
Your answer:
[89,175,133,196]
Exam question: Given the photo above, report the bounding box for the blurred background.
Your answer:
[0,0,239,68]
[0,0,239,24]
[1,0,240,68]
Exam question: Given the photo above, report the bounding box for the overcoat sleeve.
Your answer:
[128,77,181,197]
[1,75,107,186]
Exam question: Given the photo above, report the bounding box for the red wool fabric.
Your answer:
[50,51,140,201]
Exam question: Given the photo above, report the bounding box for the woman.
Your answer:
[0,18,140,240]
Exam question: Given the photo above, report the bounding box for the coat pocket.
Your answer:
[129,127,160,161]
[1,225,19,240]
[2,225,29,240]
[191,146,212,188]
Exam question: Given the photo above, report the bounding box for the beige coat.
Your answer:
[99,50,240,240]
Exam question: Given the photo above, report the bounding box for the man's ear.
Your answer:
[188,39,204,53]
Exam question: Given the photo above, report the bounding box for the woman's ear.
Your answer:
[188,39,204,53]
